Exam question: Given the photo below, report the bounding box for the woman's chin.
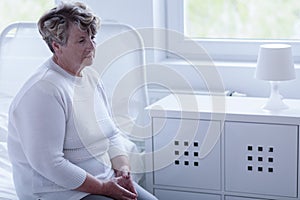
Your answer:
[82,57,94,67]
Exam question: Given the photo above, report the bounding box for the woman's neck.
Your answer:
[52,55,82,77]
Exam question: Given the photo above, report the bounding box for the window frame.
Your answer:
[166,0,300,63]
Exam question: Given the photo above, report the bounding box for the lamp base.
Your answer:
[262,97,289,111]
[262,81,289,111]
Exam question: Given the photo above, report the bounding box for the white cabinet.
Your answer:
[146,94,300,200]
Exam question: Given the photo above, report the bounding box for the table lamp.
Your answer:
[255,44,296,111]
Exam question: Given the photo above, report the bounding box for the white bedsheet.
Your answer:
[0,142,17,200]
[0,106,18,200]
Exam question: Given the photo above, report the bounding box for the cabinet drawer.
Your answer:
[153,118,221,190]
[225,196,265,200]
[225,122,298,197]
[154,189,221,200]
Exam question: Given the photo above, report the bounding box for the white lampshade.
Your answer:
[255,44,295,81]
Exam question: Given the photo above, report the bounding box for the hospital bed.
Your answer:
[0,21,148,200]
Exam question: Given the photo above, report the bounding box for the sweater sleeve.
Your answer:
[10,80,86,190]
[107,132,128,159]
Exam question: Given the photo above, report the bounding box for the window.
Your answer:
[166,0,300,62]
[0,0,55,33]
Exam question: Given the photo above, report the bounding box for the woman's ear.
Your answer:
[52,41,61,54]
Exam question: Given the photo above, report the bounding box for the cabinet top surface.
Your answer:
[147,94,300,121]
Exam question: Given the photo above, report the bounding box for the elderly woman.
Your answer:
[7,2,157,200]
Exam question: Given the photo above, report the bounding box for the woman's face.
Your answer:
[55,23,96,73]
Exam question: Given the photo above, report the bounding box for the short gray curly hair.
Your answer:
[38,1,100,53]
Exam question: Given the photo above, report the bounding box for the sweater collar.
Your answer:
[46,57,83,81]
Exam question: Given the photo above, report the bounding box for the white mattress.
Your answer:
[0,97,18,200]
[0,142,17,200]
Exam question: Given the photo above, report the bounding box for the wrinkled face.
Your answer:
[55,23,96,71]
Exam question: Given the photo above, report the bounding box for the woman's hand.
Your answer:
[110,155,137,199]
[101,177,137,200]
[114,166,137,196]
[116,173,137,197]
[76,173,137,200]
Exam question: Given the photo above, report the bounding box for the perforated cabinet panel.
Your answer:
[225,122,298,197]
[152,118,221,190]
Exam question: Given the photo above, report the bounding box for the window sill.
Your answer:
[158,58,300,69]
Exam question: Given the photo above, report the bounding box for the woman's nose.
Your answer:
[87,38,96,49]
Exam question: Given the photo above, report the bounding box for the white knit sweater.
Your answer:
[7,58,127,200]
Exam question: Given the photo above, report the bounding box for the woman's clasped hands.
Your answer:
[101,171,138,200]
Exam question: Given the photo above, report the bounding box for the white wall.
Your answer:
[79,0,156,27]
[79,0,300,100]
[166,62,300,99]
